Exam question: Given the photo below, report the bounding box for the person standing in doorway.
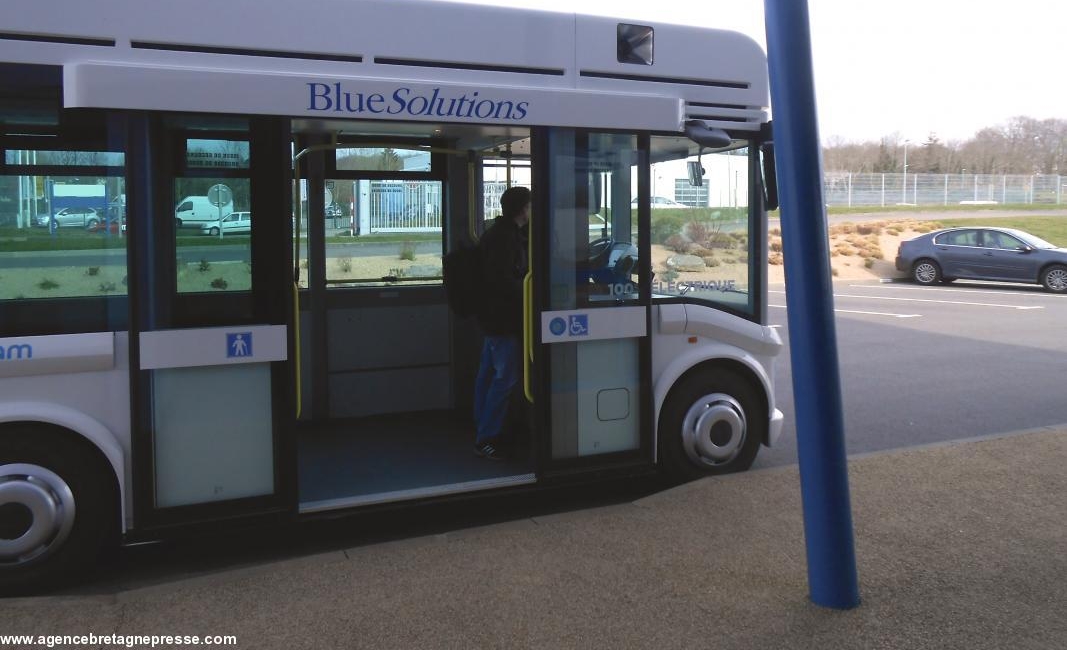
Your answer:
[473,186,530,460]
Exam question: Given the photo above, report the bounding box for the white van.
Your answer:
[174,196,234,229]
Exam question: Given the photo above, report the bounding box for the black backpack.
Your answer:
[442,242,483,318]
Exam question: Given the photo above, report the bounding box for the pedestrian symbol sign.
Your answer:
[226,332,252,358]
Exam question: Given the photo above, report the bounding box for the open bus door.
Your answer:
[125,116,294,531]
[529,130,654,474]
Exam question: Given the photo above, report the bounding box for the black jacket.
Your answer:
[476,215,528,336]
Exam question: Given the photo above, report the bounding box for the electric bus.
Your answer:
[0,0,783,591]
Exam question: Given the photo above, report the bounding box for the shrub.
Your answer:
[685,220,709,244]
[831,268,839,277]
[38,278,59,290]
[210,277,228,289]
[705,231,735,248]
[768,252,783,265]
[651,214,688,245]
[399,241,416,261]
[864,257,875,269]
[337,256,353,272]
[769,239,783,253]
[702,256,721,267]
[199,259,211,272]
[86,266,100,276]
[99,281,117,293]
[664,234,689,254]
[769,227,781,236]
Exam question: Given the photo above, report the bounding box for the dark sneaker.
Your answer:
[473,442,505,461]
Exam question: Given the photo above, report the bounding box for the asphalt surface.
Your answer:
[755,279,1067,470]
[3,426,1065,649]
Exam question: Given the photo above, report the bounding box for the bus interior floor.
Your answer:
[296,411,533,504]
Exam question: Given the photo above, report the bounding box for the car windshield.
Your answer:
[1014,231,1057,249]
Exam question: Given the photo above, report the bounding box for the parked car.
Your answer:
[895,226,1067,293]
[35,206,102,229]
[200,211,251,236]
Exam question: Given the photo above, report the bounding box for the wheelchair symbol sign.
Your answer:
[568,314,589,336]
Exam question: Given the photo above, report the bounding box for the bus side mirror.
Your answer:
[761,142,779,212]
[687,160,705,187]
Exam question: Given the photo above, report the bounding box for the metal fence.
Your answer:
[824,173,1065,208]
[364,180,442,233]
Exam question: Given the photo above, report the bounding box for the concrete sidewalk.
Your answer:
[4,427,1065,649]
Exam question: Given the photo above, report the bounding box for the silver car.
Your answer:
[895,226,1067,293]
[35,206,102,229]
[200,211,252,236]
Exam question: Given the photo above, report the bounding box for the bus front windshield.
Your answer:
[647,137,759,318]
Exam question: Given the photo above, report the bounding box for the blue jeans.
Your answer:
[474,335,519,444]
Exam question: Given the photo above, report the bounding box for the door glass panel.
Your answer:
[649,138,755,316]
[548,132,642,308]
[174,175,252,293]
[546,130,643,460]
[324,179,443,287]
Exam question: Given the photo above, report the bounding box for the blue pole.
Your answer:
[763,0,860,609]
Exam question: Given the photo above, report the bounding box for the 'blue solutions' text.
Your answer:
[307,83,529,121]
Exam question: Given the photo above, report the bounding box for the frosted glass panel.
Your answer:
[153,363,274,507]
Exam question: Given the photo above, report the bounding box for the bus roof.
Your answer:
[0,0,769,133]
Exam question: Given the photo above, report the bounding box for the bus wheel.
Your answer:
[0,426,118,594]
[658,367,764,483]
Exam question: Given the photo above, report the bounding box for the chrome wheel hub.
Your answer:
[680,393,747,467]
[1046,269,1067,292]
[0,464,75,564]
[915,263,937,283]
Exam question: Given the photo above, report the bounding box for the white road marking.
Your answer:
[770,290,1043,310]
[851,284,1064,299]
[769,304,921,318]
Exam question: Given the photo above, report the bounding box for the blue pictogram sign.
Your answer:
[549,317,567,336]
[568,314,589,336]
[227,332,252,358]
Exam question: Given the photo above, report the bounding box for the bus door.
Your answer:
[126,116,293,529]
[532,130,653,472]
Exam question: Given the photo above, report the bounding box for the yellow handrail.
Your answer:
[522,202,534,402]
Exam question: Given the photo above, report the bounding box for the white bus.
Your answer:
[0,0,783,592]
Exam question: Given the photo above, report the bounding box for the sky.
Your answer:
[430,0,1065,145]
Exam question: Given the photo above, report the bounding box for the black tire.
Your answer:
[208,226,220,236]
[940,277,956,284]
[0,425,119,595]
[658,366,765,484]
[174,218,183,229]
[86,218,99,230]
[1040,264,1067,294]
[912,258,941,285]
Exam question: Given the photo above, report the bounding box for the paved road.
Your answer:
[755,278,1067,470]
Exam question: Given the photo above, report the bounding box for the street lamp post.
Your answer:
[902,139,909,204]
